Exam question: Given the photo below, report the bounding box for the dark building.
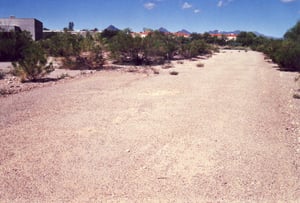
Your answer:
[0,16,43,40]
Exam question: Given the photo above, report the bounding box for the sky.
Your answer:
[0,0,300,37]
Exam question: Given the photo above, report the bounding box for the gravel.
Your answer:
[0,50,299,202]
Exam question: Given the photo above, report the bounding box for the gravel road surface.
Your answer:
[0,50,299,202]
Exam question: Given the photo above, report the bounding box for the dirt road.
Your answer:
[0,50,299,202]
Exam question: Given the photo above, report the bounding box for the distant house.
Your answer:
[175,29,191,38]
[137,31,151,38]
[226,33,238,41]
[210,33,237,41]
[0,16,43,40]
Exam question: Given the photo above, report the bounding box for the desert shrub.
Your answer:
[108,29,143,65]
[294,92,300,99]
[162,64,174,69]
[63,50,104,70]
[276,40,300,71]
[152,68,160,74]
[236,32,257,47]
[13,42,54,82]
[0,30,32,61]
[169,71,179,75]
[241,21,300,72]
[180,39,212,58]
[261,39,300,72]
[41,32,81,57]
[142,31,179,64]
[58,73,70,80]
[196,63,205,68]
[295,75,300,99]
[0,71,5,79]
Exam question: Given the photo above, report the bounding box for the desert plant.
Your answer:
[169,71,179,75]
[13,42,54,82]
[293,92,300,99]
[58,73,70,80]
[151,67,160,74]
[196,63,205,68]
[108,29,143,65]
[295,74,300,82]
[0,71,5,79]
[162,64,174,69]
[0,30,32,61]
[41,32,81,57]
[293,75,300,99]
[63,48,104,70]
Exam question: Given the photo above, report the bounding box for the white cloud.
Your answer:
[281,0,296,2]
[217,0,223,7]
[182,2,192,9]
[144,2,156,10]
[194,9,200,13]
[218,0,234,7]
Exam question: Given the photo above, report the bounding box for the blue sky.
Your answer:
[0,0,299,37]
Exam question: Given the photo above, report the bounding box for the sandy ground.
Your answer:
[0,62,12,72]
[0,50,299,202]
[0,61,156,96]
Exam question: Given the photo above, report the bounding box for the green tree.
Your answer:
[68,22,74,31]
[236,32,257,47]
[284,21,300,41]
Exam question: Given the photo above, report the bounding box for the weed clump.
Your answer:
[0,71,5,80]
[151,68,160,74]
[196,63,205,68]
[169,71,179,75]
[162,64,174,69]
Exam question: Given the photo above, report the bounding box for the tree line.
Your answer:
[0,21,299,81]
[236,21,300,72]
[0,27,219,81]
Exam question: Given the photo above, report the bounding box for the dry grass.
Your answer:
[151,68,160,74]
[162,64,174,69]
[58,73,71,80]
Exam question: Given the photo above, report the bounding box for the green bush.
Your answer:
[0,30,32,61]
[13,42,54,82]
[41,32,81,57]
[240,21,300,72]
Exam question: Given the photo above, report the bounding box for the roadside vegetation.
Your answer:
[235,21,300,72]
[0,21,299,82]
